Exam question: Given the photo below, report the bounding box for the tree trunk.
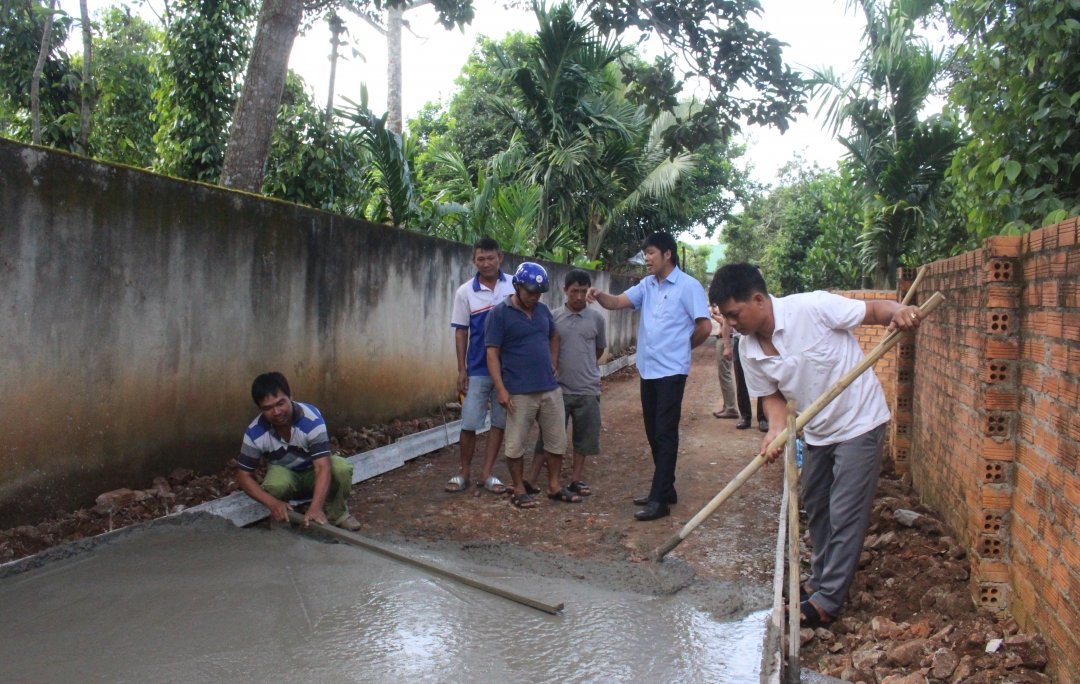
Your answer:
[326,13,343,126]
[386,5,403,134]
[219,0,304,193]
[31,0,55,146]
[77,0,92,154]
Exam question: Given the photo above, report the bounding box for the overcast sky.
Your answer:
[73,0,889,242]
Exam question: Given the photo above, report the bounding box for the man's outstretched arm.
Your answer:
[586,287,633,310]
[863,299,924,332]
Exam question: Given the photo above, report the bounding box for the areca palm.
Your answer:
[493,2,638,242]
[810,0,963,288]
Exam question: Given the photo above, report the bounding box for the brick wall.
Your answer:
[904,224,1080,682]
[833,290,899,414]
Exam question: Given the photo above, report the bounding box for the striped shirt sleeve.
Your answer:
[239,430,263,472]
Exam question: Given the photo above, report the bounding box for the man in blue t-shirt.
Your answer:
[486,262,581,509]
[238,372,361,531]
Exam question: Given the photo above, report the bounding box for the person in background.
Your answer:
[529,269,607,497]
[709,262,923,628]
[586,232,712,521]
[710,305,739,419]
[447,238,515,494]
[729,315,767,432]
[237,372,362,531]
[486,262,581,509]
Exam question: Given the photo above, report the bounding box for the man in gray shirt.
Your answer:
[529,269,607,496]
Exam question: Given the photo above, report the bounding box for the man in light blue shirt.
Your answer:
[588,232,712,520]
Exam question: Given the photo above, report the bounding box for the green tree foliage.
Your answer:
[262,71,370,215]
[677,241,713,286]
[721,159,867,294]
[338,87,417,227]
[945,0,1080,236]
[408,32,532,182]
[0,0,79,149]
[586,0,805,154]
[494,3,638,242]
[153,0,254,183]
[88,6,161,166]
[811,0,963,288]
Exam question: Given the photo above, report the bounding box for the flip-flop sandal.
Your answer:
[444,475,469,493]
[568,480,592,496]
[547,487,582,503]
[510,493,537,509]
[799,600,831,629]
[478,476,507,494]
[522,480,541,496]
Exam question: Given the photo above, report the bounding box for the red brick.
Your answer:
[985,235,1022,257]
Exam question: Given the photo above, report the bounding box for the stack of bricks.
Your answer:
[902,223,1080,682]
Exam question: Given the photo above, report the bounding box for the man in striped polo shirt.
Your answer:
[237,372,362,531]
[446,238,515,494]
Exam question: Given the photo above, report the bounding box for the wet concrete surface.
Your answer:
[0,514,771,683]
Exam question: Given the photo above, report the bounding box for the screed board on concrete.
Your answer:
[0,513,769,684]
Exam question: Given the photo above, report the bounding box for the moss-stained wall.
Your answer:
[0,139,638,526]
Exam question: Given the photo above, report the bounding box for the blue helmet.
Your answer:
[513,262,550,293]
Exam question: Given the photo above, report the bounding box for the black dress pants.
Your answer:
[732,337,764,420]
[640,374,687,503]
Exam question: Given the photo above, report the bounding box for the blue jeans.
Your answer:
[461,374,507,431]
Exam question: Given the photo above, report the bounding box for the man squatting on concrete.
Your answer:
[528,268,607,497]
[446,238,514,494]
[486,262,582,509]
[588,232,712,521]
[709,263,923,627]
[237,372,362,531]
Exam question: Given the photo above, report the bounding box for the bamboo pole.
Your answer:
[785,400,801,684]
[285,511,564,614]
[653,289,945,561]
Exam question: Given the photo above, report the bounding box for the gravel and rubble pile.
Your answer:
[0,409,452,564]
[799,474,1050,684]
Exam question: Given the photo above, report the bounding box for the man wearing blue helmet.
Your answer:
[486,262,581,508]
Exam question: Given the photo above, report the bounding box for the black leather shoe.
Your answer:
[633,493,677,506]
[634,501,671,521]
[736,417,751,430]
[758,419,769,433]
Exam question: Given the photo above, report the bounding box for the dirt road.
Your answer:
[349,341,783,583]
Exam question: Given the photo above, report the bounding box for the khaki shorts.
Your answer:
[503,388,567,459]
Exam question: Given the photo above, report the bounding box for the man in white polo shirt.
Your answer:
[709,262,923,628]
[447,237,515,494]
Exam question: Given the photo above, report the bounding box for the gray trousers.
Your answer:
[801,423,886,616]
[715,337,736,411]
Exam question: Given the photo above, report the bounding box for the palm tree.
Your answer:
[493,2,637,243]
[585,105,698,260]
[810,0,963,288]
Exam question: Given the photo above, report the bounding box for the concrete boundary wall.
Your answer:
[903,225,1080,682]
[0,139,639,526]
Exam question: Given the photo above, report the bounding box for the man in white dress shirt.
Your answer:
[709,262,923,627]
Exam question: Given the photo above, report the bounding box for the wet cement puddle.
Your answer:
[0,515,770,683]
